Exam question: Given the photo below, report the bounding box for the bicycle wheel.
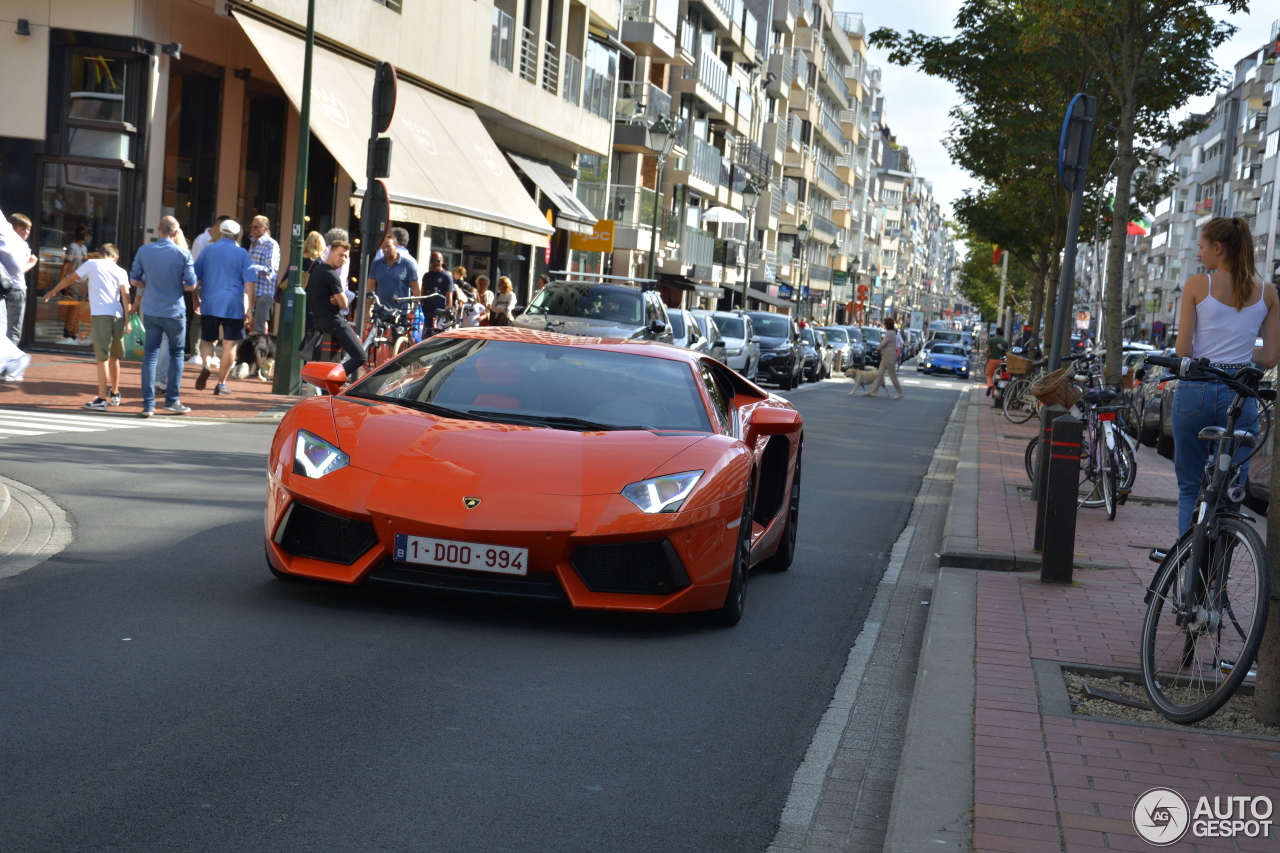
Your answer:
[1003,378,1036,424]
[1024,435,1038,484]
[1101,450,1117,520]
[1025,433,1104,505]
[1140,517,1270,724]
[1116,438,1137,493]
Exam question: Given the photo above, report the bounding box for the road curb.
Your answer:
[0,475,73,581]
[882,566,977,852]
[940,388,980,560]
[0,405,290,424]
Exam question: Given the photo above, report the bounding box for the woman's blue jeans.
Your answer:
[1172,380,1257,533]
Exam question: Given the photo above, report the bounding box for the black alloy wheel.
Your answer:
[713,482,754,627]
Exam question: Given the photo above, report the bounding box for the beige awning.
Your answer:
[506,153,598,234]
[235,13,553,247]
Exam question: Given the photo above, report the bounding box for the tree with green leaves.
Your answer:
[955,234,1030,321]
[1025,0,1246,385]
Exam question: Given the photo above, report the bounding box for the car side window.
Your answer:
[698,361,732,433]
[645,294,660,325]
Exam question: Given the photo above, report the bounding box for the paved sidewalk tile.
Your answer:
[958,389,1280,852]
[0,352,300,420]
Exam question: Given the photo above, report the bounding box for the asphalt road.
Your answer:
[0,373,965,852]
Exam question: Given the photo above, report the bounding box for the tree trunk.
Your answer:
[1044,266,1058,351]
[1029,261,1046,338]
[1262,427,1280,723]
[1104,109,1137,387]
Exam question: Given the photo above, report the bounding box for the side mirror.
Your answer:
[301,361,347,395]
[649,320,667,336]
[750,406,802,435]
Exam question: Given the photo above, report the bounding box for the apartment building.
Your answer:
[1131,28,1280,342]
[0,0,620,348]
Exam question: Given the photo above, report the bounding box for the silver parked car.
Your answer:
[514,281,673,343]
[705,310,760,381]
[669,307,728,363]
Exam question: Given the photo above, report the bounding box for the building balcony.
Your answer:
[609,184,663,251]
[814,110,844,153]
[811,163,843,199]
[688,0,734,35]
[820,58,852,109]
[773,0,797,34]
[620,0,680,62]
[676,51,729,117]
[762,120,788,165]
[766,50,793,97]
[613,80,673,152]
[490,7,515,72]
[669,133,722,194]
[732,138,772,181]
[681,226,715,267]
[811,212,838,242]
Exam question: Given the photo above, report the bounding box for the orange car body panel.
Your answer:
[265,327,802,614]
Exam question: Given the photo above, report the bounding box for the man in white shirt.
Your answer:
[0,207,33,380]
[190,214,231,262]
[45,243,132,408]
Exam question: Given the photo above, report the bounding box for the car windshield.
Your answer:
[800,328,815,345]
[348,338,713,432]
[844,327,862,343]
[667,312,686,338]
[933,332,961,343]
[820,328,848,344]
[711,315,745,338]
[932,344,963,356]
[751,313,791,337]
[862,327,882,343]
[523,283,643,325]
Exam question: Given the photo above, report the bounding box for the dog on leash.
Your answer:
[843,365,879,394]
[232,333,276,381]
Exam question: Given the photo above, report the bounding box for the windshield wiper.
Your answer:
[369,396,471,419]
[463,410,649,431]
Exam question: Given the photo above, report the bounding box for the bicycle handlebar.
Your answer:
[1144,355,1264,398]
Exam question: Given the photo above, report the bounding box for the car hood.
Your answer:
[328,398,710,495]
[758,335,792,350]
[926,353,966,363]
[514,313,643,340]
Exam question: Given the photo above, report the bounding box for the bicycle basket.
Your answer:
[1005,353,1032,376]
[1030,366,1082,408]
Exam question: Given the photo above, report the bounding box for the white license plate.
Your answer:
[393,534,528,576]
[996,380,1008,389]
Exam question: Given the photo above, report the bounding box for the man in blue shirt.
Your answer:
[130,216,197,416]
[364,230,420,326]
[193,219,255,396]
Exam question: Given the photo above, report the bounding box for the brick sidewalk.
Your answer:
[0,351,301,420]
[963,389,1280,852]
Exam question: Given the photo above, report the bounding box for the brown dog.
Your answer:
[843,365,879,394]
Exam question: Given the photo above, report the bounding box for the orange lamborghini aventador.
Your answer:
[265,327,803,625]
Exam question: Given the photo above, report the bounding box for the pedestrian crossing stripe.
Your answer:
[0,408,193,437]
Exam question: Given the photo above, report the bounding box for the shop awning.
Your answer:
[747,285,793,309]
[506,154,598,234]
[694,284,724,298]
[235,13,553,247]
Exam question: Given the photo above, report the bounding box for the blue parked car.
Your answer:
[918,342,970,377]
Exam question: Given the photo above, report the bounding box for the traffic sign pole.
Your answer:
[357,62,397,342]
[272,0,316,396]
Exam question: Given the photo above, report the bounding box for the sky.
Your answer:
[834,1,1280,220]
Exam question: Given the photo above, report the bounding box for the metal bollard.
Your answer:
[1033,404,1070,551]
[1040,415,1083,584]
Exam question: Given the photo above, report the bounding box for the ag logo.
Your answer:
[462,496,481,509]
[1133,787,1190,845]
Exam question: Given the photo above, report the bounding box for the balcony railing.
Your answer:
[823,56,851,104]
[610,184,663,228]
[697,50,729,103]
[542,41,559,95]
[770,183,783,217]
[783,179,799,206]
[562,53,582,105]
[616,79,672,125]
[679,18,696,55]
[835,11,866,39]
[816,163,841,194]
[576,182,608,220]
[733,139,772,180]
[820,109,842,144]
[742,7,758,47]
[812,212,838,241]
[689,135,721,185]
[519,26,538,84]
[714,238,744,267]
[681,226,715,266]
[808,263,833,285]
[787,114,804,146]
[490,8,515,71]
[582,61,615,121]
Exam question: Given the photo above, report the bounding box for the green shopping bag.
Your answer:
[123,315,146,360]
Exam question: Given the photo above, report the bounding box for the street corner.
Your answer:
[0,474,72,581]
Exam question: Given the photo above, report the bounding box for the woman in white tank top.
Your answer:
[1171,217,1279,532]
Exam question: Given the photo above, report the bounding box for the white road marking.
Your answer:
[0,407,195,437]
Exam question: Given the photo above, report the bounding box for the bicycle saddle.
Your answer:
[1081,388,1118,404]
[1196,425,1258,448]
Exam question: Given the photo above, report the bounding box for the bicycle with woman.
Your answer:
[1138,215,1279,722]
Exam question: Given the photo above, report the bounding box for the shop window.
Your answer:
[163,66,222,236]
[65,54,136,165]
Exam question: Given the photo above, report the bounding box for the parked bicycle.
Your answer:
[1139,355,1273,723]
[361,294,415,371]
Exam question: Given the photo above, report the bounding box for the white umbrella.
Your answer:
[701,206,749,225]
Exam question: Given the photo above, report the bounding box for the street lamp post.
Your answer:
[795,221,809,320]
[739,178,762,310]
[646,115,676,281]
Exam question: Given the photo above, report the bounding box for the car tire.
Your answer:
[779,373,794,391]
[762,447,801,572]
[712,483,753,627]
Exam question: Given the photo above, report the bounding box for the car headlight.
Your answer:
[621,470,703,514]
[923,361,932,368]
[294,430,349,479]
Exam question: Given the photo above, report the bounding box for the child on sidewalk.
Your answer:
[45,243,131,409]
